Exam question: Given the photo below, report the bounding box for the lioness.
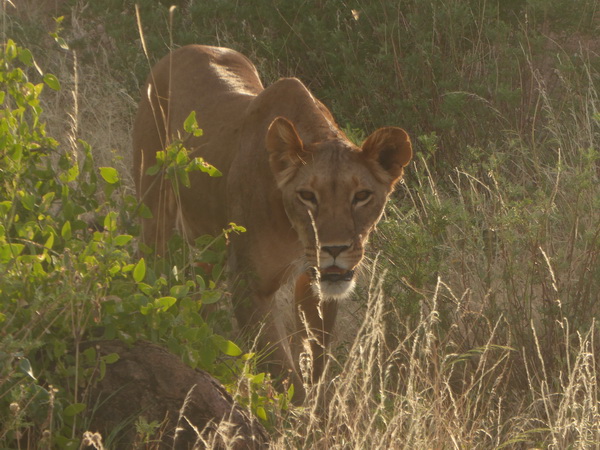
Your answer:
[133,45,412,395]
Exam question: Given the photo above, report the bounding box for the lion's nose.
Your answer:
[322,245,350,258]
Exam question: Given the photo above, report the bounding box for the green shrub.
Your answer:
[0,39,275,447]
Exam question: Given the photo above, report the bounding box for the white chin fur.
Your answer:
[313,278,356,300]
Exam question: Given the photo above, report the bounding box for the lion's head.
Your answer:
[266,117,412,298]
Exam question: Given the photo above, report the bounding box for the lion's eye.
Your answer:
[353,190,372,204]
[298,190,317,204]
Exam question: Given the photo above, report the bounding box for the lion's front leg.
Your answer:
[231,280,303,395]
[294,272,339,383]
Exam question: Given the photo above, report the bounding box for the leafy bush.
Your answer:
[0,39,270,447]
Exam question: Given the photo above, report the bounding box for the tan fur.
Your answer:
[133,45,412,399]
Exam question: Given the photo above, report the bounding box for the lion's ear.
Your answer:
[361,127,412,184]
[266,117,307,186]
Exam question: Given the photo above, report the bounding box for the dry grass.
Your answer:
[5,0,137,186]
[270,287,599,448]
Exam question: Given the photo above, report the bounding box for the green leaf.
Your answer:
[251,372,265,384]
[0,243,25,263]
[18,190,35,211]
[198,345,217,368]
[178,170,191,188]
[61,221,72,240]
[18,48,34,67]
[44,233,54,250]
[175,148,189,165]
[83,346,96,363]
[103,211,117,232]
[139,203,153,219]
[99,359,107,380]
[99,166,120,184]
[195,274,206,291]
[201,289,222,305]
[40,192,56,211]
[146,164,160,176]
[54,36,69,50]
[0,201,12,215]
[189,157,222,177]
[43,73,61,91]
[121,263,135,273]
[108,262,121,276]
[183,111,196,133]
[256,406,267,421]
[59,163,79,183]
[155,150,166,165]
[114,234,133,246]
[33,262,46,276]
[156,296,177,311]
[170,284,190,298]
[133,258,146,283]
[241,352,255,361]
[103,353,120,364]
[138,282,154,296]
[183,111,203,137]
[6,39,17,60]
[227,223,246,234]
[213,335,242,357]
[64,403,86,417]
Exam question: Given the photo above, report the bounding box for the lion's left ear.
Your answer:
[266,117,308,187]
[361,127,412,184]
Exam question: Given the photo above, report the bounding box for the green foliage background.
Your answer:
[0,37,268,447]
[69,0,598,159]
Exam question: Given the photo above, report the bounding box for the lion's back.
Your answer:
[133,45,265,243]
